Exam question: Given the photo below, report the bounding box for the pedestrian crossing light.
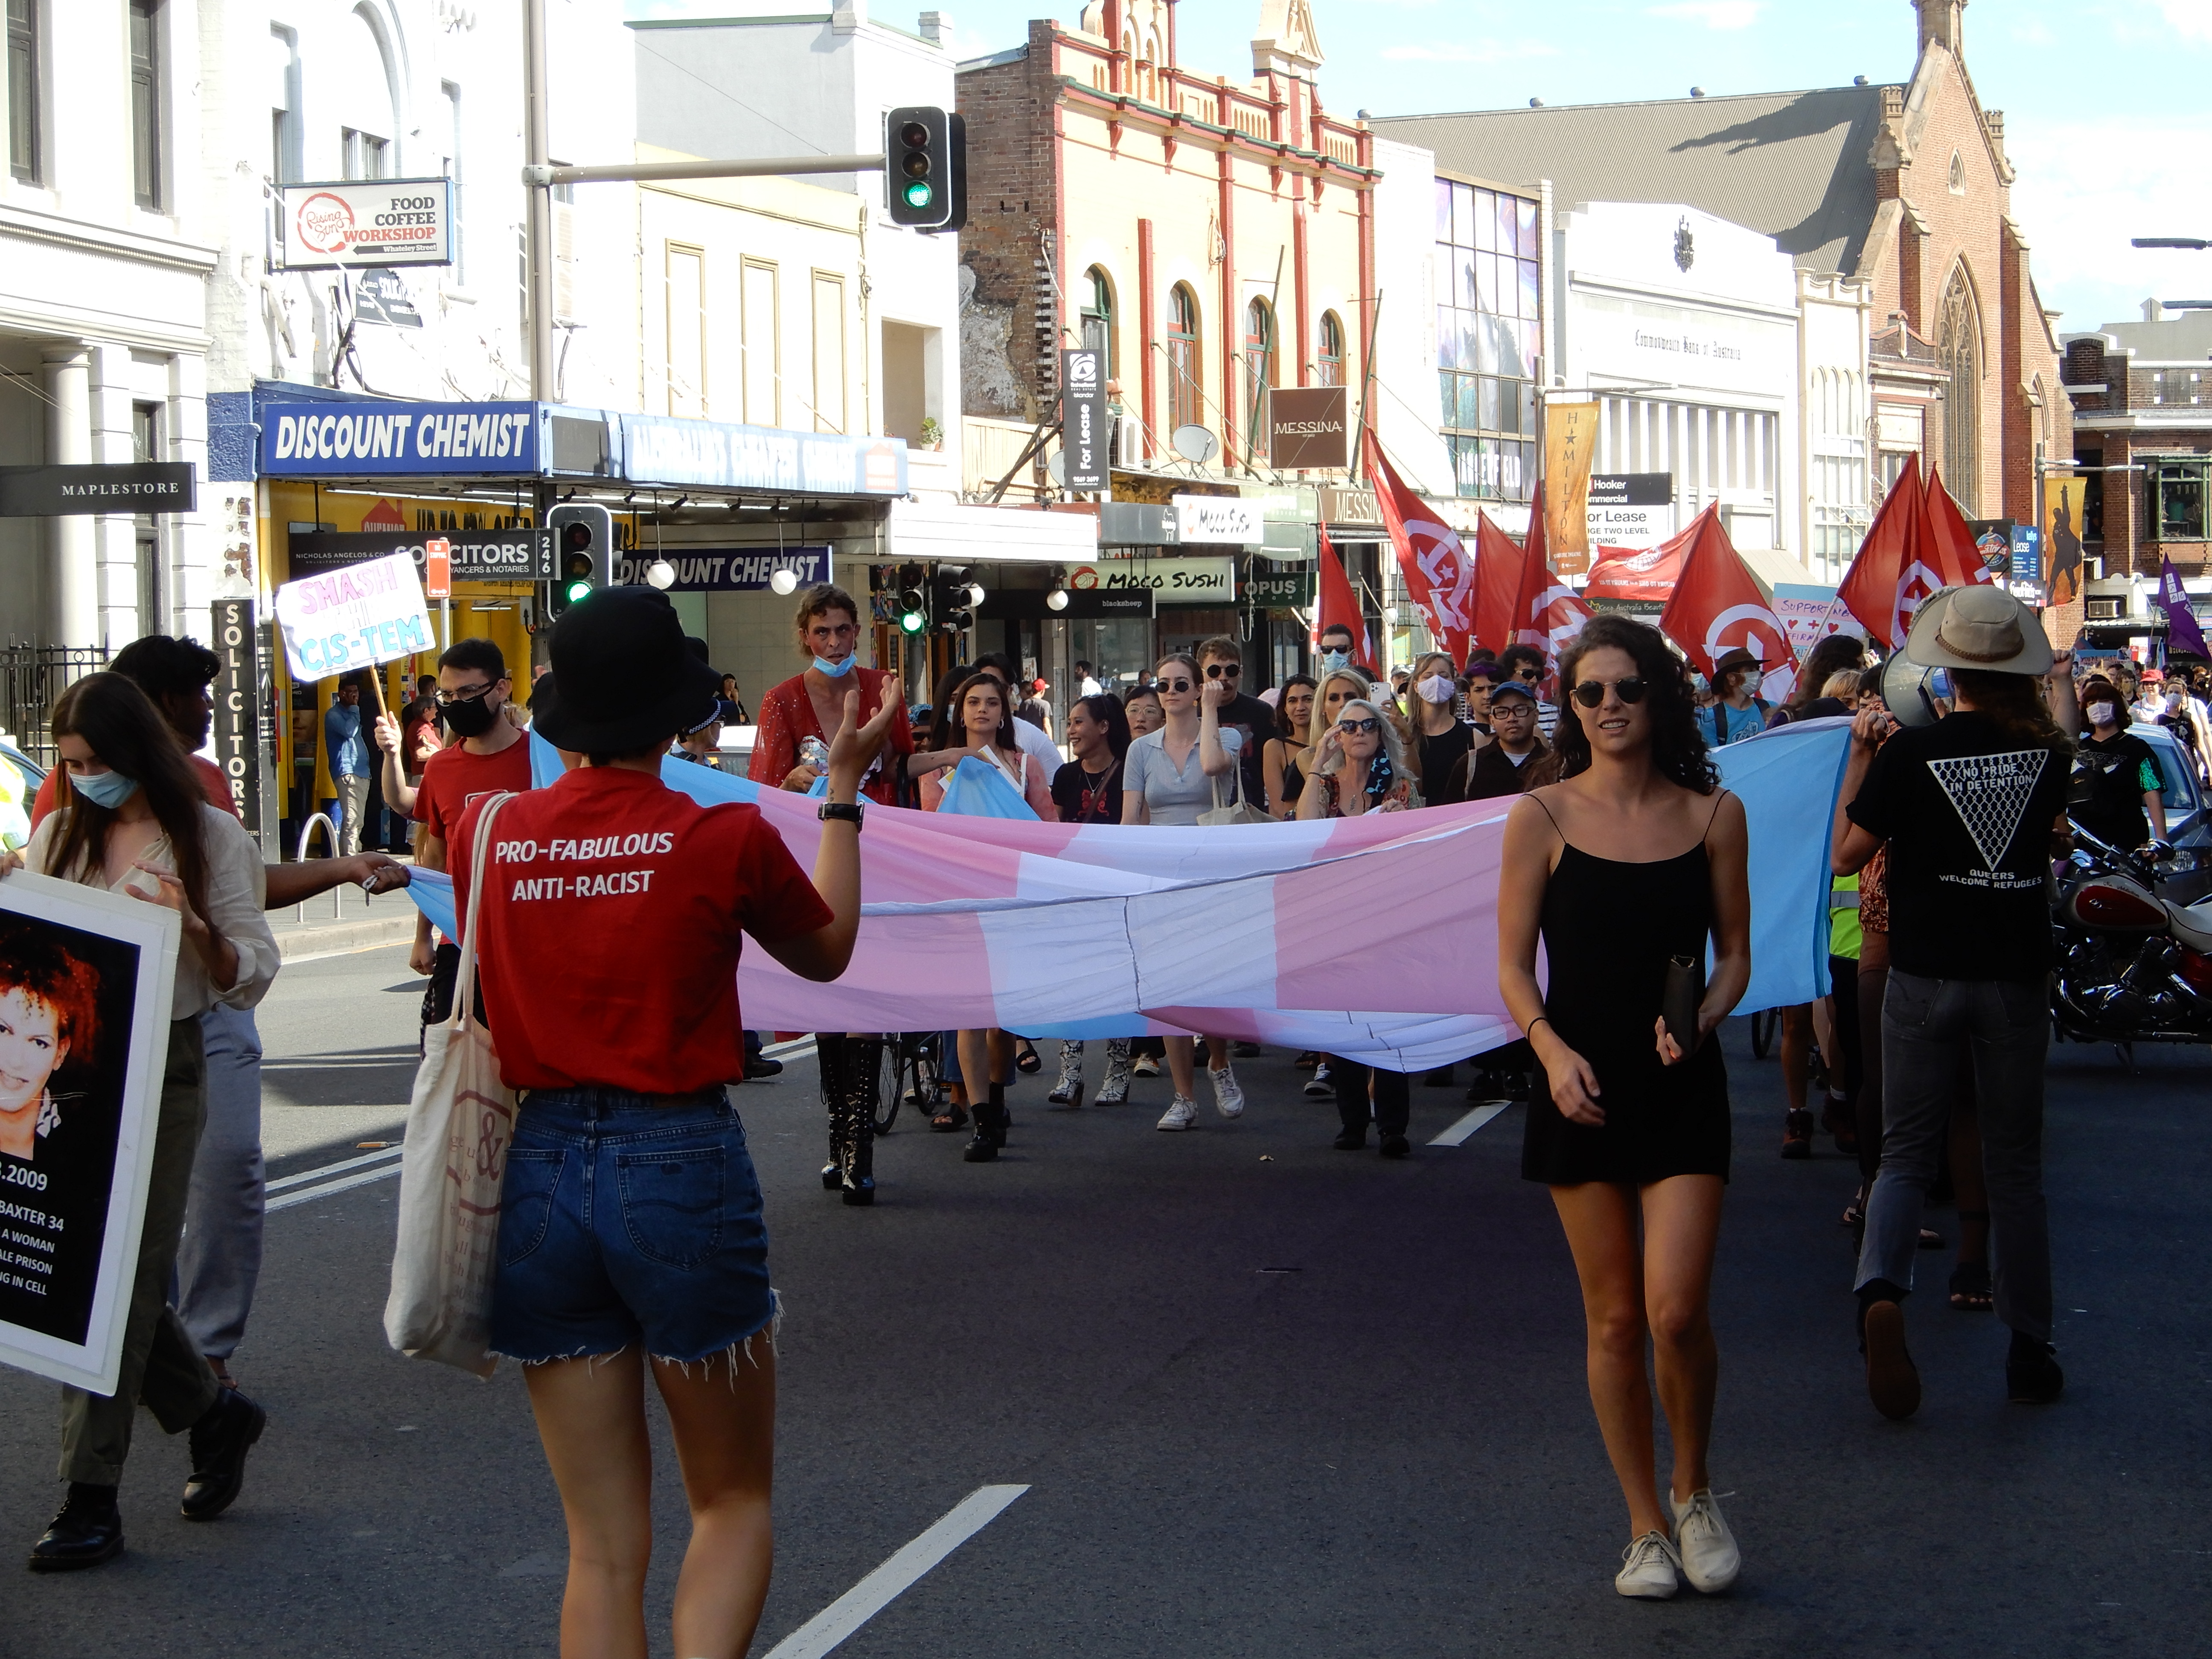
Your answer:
[895,563,928,634]
[884,106,966,232]
[545,503,615,620]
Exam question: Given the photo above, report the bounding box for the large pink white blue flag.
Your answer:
[406,722,1850,1071]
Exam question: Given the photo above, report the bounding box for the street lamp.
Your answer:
[645,558,676,590]
[769,565,802,596]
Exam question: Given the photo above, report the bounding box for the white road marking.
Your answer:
[761,1484,1030,1659]
[266,1145,406,1212]
[266,1145,403,1193]
[1429,1101,1511,1146]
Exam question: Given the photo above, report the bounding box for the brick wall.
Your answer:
[957,24,1062,424]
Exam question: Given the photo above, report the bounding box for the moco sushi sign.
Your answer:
[279,179,454,269]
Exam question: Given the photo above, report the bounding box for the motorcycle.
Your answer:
[2050,821,2212,1046]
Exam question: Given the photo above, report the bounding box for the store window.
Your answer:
[129,0,161,210]
[1080,266,1115,377]
[1316,311,1344,387]
[2152,461,2208,543]
[9,0,40,184]
[1167,284,1202,436]
[1435,176,1538,502]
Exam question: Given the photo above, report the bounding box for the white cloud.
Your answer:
[1381,39,1561,63]
[1646,1,1763,27]
[2159,1,2212,44]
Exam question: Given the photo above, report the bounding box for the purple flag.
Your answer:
[2158,555,2209,659]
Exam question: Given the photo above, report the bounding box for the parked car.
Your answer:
[2130,722,2212,905]
[0,739,47,851]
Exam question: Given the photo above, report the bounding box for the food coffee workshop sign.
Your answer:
[279,179,454,269]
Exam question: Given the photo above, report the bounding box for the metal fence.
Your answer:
[0,643,111,769]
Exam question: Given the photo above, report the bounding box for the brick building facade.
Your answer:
[956,0,1376,475]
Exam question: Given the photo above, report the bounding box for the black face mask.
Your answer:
[441,693,501,738]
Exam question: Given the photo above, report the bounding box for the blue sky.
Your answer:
[624,0,2212,335]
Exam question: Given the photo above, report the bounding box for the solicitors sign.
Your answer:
[287,529,555,584]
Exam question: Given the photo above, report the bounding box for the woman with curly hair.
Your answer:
[1496,614,1751,1601]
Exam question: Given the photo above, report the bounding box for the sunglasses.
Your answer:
[1336,716,1381,735]
[1205,663,1241,678]
[1513,667,1543,681]
[1570,677,1649,708]
[1158,678,1193,693]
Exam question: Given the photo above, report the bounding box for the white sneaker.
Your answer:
[1614,1530,1680,1600]
[1132,1053,1161,1077]
[1209,1065,1245,1118]
[1303,1061,1333,1097]
[1670,1489,1740,1593]
[1155,1095,1197,1131]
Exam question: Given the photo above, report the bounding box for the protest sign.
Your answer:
[272,550,435,681]
[0,872,180,1395]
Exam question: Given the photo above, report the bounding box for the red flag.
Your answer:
[1586,522,1694,604]
[1471,511,1528,656]
[1314,522,1371,667]
[1657,505,1798,701]
[1922,466,2000,589]
[1367,435,1476,662]
[1511,484,1592,660]
[1837,454,1922,649]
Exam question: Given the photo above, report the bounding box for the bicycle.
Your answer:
[857,1030,946,1138]
[1749,1007,1778,1058]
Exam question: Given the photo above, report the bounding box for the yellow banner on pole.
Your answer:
[2043,473,2086,608]
[1544,401,1599,575]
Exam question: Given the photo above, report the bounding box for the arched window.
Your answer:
[1948,150,1965,194]
[1936,265,1982,515]
[1317,311,1345,387]
[1244,297,1275,437]
[1167,285,1202,435]
[340,6,399,179]
[1080,266,1115,377]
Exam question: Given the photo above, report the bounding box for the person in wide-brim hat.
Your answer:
[1902,583,2053,677]
[533,585,724,754]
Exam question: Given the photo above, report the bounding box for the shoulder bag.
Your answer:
[1200,753,1272,826]
[384,791,520,1378]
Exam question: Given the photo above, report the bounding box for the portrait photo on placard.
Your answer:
[0,908,143,1346]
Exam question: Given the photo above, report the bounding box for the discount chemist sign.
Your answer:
[272,551,435,681]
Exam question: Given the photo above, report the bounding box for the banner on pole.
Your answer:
[272,551,435,681]
[1542,401,1599,574]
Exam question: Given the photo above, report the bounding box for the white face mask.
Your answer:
[1416,674,1456,705]
[2087,701,2117,727]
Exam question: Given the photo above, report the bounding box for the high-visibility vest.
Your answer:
[1830,871,1862,960]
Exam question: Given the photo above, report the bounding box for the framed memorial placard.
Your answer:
[0,870,180,1395]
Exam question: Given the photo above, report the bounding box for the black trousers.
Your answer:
[1327,1056,1409,1138]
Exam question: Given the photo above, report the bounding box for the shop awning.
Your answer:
[888,499,1100,565]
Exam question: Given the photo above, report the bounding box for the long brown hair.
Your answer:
[1951,668,2074,754]
[47,673,224,951]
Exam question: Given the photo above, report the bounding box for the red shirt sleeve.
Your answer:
[737,809,834,945]
[29,768,57,832]
[192,755,242,819]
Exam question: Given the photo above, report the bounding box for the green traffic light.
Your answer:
[899,609,926,634]
[902,179,934,209]
[564,579,594,604]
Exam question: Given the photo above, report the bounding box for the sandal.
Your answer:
[1014,1042,1042,1074]
[929,1103,969,1133]
[1917,1227,1946,1251]
[1949,1258,1994,1311]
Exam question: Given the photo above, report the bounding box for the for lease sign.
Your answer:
[280,179,454,270]
[272,552,435,681]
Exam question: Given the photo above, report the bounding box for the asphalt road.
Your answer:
[3,943,2206,1658]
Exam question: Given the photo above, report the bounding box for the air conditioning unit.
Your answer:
[2085,597,2122,620]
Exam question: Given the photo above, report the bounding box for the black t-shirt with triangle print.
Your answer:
[1846,712,2071,981]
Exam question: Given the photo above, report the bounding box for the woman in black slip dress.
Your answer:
[1496,614,1752,1603]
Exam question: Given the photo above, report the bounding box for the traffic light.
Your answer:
[894,563,928,634]
[884,106,966,232]
[933,565,983,634]
[545,503,614,619]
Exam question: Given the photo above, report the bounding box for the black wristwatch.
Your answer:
[818,800,864,830]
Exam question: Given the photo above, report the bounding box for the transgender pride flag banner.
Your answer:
[406,721,1849,1072]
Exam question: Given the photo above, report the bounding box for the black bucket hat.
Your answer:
[533,586,722,754]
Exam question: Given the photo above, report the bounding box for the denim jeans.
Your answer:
[1854,969,2053,1341]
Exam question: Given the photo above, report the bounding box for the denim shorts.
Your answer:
[489,1087,774,1365]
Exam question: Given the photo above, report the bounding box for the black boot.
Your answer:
[840,1039,882,1205]
[28,1484,122,1571]
[964,1084,1007,1162]
[181,1386,267,1519]
[818,1034,850,1191]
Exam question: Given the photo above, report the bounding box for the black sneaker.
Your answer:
[180,1387,267,1520]
[744,1056,784,1080]
[28,1484,123,1572]
[2006,1336,2065,1404]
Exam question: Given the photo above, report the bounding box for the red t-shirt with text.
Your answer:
[416,733,534,840]
[451,765,832,1094]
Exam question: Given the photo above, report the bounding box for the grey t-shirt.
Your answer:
[1123,727,1246,826]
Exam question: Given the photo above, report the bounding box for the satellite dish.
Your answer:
[1172,424,1220,465]
[1880,650,1951,729]
[1045,451,1068,486]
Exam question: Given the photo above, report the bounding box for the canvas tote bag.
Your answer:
[384,792,519,1378]
[1199,754,1271,826]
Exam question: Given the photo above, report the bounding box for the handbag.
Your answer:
[1199,757,1271,826]
[383,792,520,1378]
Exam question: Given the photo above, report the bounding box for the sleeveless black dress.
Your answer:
[1520,826,1732,1186]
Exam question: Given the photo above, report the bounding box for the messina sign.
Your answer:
[261,402,538,476]
[279,179,454,270]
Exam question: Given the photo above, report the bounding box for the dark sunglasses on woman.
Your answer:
[1337,716,1381,735]
[1159,678,1193,693]
[1570,676,1649,708]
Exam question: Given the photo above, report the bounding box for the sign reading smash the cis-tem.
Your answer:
[279,178,453,270]
[272,551,435,681]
